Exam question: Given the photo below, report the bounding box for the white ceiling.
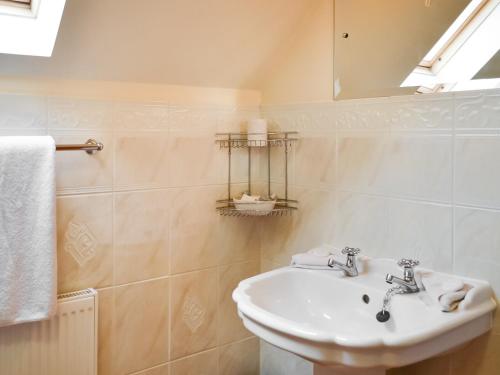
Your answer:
[0,0,313,89]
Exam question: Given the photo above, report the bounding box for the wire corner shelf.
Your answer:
[215,131,298,149]
[216,200,298,217]
[215,130,298,218]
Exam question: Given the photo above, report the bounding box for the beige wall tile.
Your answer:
[387,354,450,375]
[169,106,218,132]
[454,207,500,294]
[386,96,454,130]
[217,107,260,133]
[335,192,453,272]
[260,187,335,266]
[263,104,335,132]
[260,340,313,375]
[113,102,169,131]
[259,213,296,266]
[170,269,217,359]
[455,135,500,208]
[455,91,500,130]
[169,349,218,375]
[168,131,224,187]
[450,333,500,375]
[170,186,223,274]
[260,259,284,272]
[97,288,114,375]
[114,190,170,285]
[337,133,452,202]
[218,217,260,266]
[493,309,500,336]
[289,187,336,253]
[294,132,335,189]
[0,128,47,136]
[333,96,453,131]
[219,337,260,375]
[56,194,113,293]
[267,144,291,186]
[48,97,113,130]
[50,130,113,194]
[134,364,170,375]
[114,132,170,190]
[230,146,255,184]
[114,278,169,374]
[218,261,260,345]
[0,94,47,129]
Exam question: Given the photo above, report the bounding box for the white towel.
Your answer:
[421,274,470,312]
[291,245,337,270]
[0,136,57,327]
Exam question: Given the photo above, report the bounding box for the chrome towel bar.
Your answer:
[56,139,104,154]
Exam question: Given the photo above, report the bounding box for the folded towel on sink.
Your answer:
[421,275,472,312]
[291,245,335,270]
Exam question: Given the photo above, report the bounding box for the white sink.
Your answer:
[232,258,496,373]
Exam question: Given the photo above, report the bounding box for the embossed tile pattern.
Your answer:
[0,94,47,129]
[170,269,218,359]
[0,92,261,374]
[3,90,500,374]
[56,194,113,293]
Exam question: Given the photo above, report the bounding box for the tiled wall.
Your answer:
[2,88,499,375]
[0,92,261,374]
[261,89,500,375]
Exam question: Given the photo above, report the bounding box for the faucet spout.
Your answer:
[377,259,421,322]
[329,258,358,277]
[327,247,360,277]
[385,258,421,293]
[385,273,419,293]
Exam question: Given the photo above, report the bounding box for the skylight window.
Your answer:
[401,0,500,93]
[2,0,31,5]
[0,0,66,57]
[0,0,32,16]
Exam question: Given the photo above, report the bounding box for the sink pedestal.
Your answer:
[313,364,385,375]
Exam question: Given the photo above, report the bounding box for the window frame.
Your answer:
[0,0,37,18]
[0,0,65,56]
[401,0,500,92]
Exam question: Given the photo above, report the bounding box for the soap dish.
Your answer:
[233,198,276,216]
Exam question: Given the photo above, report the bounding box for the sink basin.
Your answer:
[232,258,496,372]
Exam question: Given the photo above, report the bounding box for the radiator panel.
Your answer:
[0,289,98,375]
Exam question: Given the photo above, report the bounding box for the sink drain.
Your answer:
[376,310,390,322]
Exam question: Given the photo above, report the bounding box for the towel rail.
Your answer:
[56,139,104,154]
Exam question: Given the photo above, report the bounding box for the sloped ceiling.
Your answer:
[0,0,313,89]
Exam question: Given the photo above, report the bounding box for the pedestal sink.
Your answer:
[232,258,496,374]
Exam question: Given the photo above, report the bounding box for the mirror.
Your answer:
[333,0,500,100]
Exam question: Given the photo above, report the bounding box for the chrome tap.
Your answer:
[385,258,420,293]
[328,247,360,277]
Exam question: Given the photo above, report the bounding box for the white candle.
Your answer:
[248,118,267,146]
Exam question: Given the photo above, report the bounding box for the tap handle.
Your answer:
[342,247,361,256]
[397,258,419,268]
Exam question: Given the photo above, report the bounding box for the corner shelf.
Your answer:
[216,200,298,217]
[215,131,298,149]
[215,131,299,217]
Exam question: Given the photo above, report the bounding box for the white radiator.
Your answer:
[0,289,98,375]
